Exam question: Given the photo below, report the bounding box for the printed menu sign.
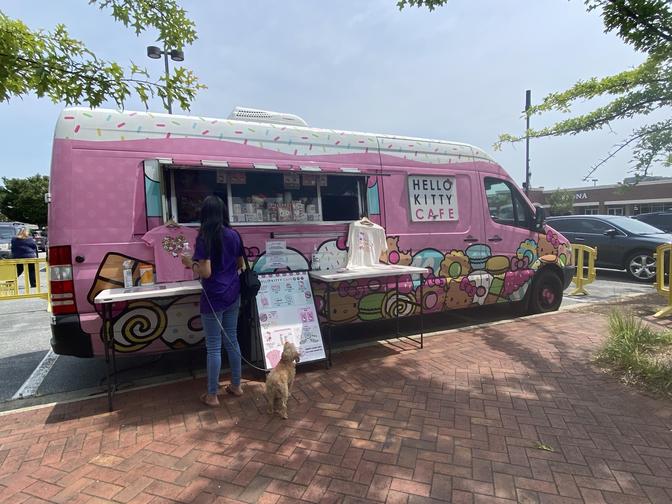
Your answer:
[407,175,458,222]
[255,271,326,368]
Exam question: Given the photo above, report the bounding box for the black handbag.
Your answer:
[236,231,261,300]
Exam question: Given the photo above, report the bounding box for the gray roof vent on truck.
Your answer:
[228,106,308,127]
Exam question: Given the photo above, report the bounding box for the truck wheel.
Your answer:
[626,251,656,282]
[528,269,563,314]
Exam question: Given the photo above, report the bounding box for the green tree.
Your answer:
[547,188,575,216]
[0,1,204,110]
[398,0,672,178]
[0,175,50,227]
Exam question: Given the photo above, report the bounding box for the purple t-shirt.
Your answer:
[193,227,243,313]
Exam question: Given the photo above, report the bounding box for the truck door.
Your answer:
[383,170,485,305]
[479,176,539,298]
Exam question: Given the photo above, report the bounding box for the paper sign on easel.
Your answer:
[265,240,288,269]
[255,271,326,369]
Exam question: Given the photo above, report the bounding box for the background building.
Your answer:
[528,176,672,216]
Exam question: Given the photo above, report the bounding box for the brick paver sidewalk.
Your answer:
[2,311,672,503]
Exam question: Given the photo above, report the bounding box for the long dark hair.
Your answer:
[198,195,230,261]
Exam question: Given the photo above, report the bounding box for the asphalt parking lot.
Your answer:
[0,269,659,412]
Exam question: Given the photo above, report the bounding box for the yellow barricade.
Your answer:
[570,244,597,296]
[654,243,672,318]
[0,258,50,301]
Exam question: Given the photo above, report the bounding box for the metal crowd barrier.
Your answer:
[570,244,597,296]
[654,243,672,318]
[0,258,50,301]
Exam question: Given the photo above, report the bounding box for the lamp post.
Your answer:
[524,89,531,195]
[147,45,184,114]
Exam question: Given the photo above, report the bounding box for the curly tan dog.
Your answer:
[265,342,300,419]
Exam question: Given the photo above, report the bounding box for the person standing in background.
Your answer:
[11,228,38,288]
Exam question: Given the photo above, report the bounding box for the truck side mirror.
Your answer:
[533,204,546,231]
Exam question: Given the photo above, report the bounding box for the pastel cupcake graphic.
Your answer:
[465,244,491,271]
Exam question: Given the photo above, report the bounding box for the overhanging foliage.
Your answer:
[398,0,672,179]
[0,0,204,110]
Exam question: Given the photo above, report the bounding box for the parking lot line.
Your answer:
[11,349,58,400]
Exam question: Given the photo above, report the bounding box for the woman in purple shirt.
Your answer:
[182,196,244,407]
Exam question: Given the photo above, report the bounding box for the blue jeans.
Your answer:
[200,297,241,395]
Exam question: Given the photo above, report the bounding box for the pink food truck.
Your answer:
[48,107,574,358]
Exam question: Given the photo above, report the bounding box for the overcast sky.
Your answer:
[1,0,656,189]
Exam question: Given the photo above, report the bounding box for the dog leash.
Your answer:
[199,278,271,373]
[201,279,302,411]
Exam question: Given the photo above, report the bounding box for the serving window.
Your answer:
[164,167,366,225]
[171,170,227,223]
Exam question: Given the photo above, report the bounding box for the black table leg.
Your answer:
[103,304,114,412]
[111,309,118,394]
[395,275,400,338]
[419,274,424,349]
[326,282,332,368]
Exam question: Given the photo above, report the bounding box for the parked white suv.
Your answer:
[0,224,16,259]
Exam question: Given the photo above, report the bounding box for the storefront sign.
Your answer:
[407,175,458,222]
[255,271,326,368]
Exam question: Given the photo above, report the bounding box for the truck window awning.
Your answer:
[157,158,388,175]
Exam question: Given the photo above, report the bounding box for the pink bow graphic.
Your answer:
[425,274,446,288]
[546,230,560,248]
[460,277,486,298]
[245,246,260,259]
[338,280,364,299]
[511,256,530,271]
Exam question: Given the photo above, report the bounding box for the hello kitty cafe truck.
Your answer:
[48,106,574,359]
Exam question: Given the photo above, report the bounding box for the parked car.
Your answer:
[631,211,672,233]
[0,224,16,259]
[546,215,672,281]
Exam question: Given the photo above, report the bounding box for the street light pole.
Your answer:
[524,89,531,195]
[163,46,172,114]
[147,46,184,114]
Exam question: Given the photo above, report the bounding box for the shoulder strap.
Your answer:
[233,229,251,270]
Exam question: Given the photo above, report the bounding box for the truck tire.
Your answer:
[528,269,563,314]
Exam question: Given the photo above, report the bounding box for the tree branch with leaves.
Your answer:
[0,0,205,111]
[398,0,672,180]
